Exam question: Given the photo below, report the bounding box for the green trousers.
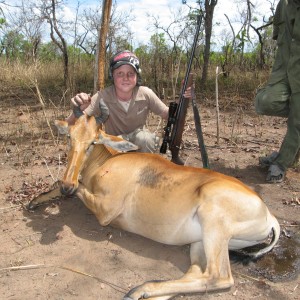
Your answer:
[120,127,160,153]
[255,78,300,170]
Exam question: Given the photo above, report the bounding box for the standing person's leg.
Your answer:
[255,79,290,117]
[294,150,300,167]
[273,91,300,171]
[255,79,291,182]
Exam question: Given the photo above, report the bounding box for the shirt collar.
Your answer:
[101,86,147,103]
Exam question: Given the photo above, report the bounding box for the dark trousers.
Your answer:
[255,78,300,169]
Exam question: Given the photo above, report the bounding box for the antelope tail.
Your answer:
[252,215,280,258]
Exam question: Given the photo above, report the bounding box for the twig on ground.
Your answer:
[0,264,49,272]
[59,266,128,294]
[0,264,128,294]
[43,158,56,183]
[56,153,62,180]
[233,271,279,288]
[291,284,298,294]
[280,223,299,227]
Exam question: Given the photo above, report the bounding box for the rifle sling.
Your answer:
[191,96,210,169]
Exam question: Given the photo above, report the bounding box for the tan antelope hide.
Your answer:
[29,114,280,300]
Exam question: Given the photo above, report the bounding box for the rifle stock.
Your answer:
[169,74,194,165]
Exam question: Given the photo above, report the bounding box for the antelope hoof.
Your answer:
[123,285,148,300]
[27,199,40,210]
[124,281,163,300]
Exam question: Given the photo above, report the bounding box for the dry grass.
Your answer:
[0,58,272,168]
[0,60,62,90]
[0,58,95,102]
[0,59,71,167]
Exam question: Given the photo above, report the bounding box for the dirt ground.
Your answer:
[0,95,299,300]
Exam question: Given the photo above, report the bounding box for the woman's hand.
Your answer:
[183,86,193,99]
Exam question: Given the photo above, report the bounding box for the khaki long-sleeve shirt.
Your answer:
[84,85,168,136]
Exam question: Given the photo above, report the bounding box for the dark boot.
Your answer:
[259,152,279,168]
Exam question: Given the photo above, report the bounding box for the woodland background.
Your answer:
[0,0,277,107]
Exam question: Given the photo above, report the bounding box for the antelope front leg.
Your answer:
[76,184,124,226]
[27,183,61,210]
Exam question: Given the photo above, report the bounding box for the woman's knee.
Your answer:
[133,129,159,153]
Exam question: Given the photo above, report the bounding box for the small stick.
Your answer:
[0,264,49,272]
[56,153,62,180]
[59,266,128,294]
[292,284,298,293]
[233,271,276,287]
[280,223,299,227]
[43,158,56,183]
[215,66,220,145]
[0,264,128,294]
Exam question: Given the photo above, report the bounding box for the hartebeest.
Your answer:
[29,114,280,300]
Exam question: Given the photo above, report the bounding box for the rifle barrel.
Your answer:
[168,14,203,165]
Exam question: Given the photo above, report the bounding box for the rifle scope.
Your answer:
[160,102,178,154]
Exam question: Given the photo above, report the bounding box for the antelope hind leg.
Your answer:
[124,237,234,299]
[123,263,231,300]
[27,182,61,210]
[123,243,205,300]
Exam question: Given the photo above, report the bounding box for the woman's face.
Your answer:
[113,64,137,94]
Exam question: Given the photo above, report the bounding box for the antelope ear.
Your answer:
[96,132,139,152]
[54,120,69,135]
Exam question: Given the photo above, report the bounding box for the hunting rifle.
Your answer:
[160,14,208,166]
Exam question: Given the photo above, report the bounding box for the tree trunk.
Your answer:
[201,0,218,87]
[94,0,112,92]
[49,0,69,89]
